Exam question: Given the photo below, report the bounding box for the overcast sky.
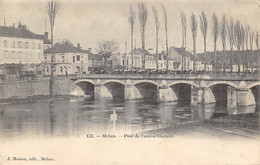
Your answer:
[0,0,259,53]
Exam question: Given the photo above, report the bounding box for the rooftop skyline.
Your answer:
[0,0,259,53]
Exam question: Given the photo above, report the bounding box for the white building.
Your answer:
[0,24,51,65]
[43,42,89,76]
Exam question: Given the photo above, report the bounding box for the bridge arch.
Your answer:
[133,81,158,100]
[74,80,95,99]
[74,79,95,85]
[208,82,238,107]
[167,81,199,88]
[248,82,260,106]
[247,82,260,89]
[132,80,159,86]
[207,81,238,89]
[169,82,195,104]
[101,80,126,86]
[102,81,125,99]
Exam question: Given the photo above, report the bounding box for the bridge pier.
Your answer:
[227,86,238,108]
[94,84,113,99]
[227,87,256,107]
[237,88,256,106]
[191,87,216,105]
[124,85,142,100]
[158,85,178,102]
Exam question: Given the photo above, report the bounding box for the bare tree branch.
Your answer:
[152,6,159,71]
[47,0,60,97]
[220,15,227,72]
[211,13,219,52]
[129,5,136,69]
[180,11,187,49]
[162,5,169,71]
[180,11,187,71]
[97,40,119,66]
[227,18,234,73]
[255,31,259,50]
[234,20,242,73]
[138,2,148,69]
[199,12,208,72]
[211,13,219,72]
[190,13,197,71]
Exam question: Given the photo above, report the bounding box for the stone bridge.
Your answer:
[71,74,260,107]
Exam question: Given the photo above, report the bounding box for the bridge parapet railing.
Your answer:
[74,73,260,81]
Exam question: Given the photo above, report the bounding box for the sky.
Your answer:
[0,0,259,53]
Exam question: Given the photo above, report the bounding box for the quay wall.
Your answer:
[0,78,81,100]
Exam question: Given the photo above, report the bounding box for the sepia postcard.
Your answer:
[0,0,259,164]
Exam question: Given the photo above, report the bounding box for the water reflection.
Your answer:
[0,98,258,138]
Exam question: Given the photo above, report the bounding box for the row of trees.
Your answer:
[191,12,259,73]
[128,3,259,73]
[128,3,170,71]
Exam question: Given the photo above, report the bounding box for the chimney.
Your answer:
[12,23,15,28]
[18,22,22,29]
[44,32,48,39]
[77,43,81,49]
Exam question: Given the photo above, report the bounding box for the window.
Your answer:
[77,55,80,61]
[25,42,29,49]
[24,52,28,60]
[46,67,49,73]
[44,56,47,62]
[18,41,22,48]
[32,42,35,49]
[4,51,8,58]
[77,66,80,72]
[62,56,65,62]
[12,41,15,48]
[18,52,22,59]
[3,40,8,47]
[122,60,125,66]
[11,51,15,59]
[60,66,63,73]
[73,56,75,62]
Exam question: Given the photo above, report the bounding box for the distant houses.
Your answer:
[197,50,260,72]
[110,47,214,72]
[0,23,258,76]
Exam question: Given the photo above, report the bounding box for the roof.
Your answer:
[170,47,199,61]
[88,54,103,60]
[130,48,152,55]
[0,25,44,41]
[197,50,260,66]
[44,42,91,54]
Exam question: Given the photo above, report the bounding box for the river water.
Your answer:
[0,97,258,138]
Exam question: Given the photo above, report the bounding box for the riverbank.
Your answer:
[0,95,81,105]
[0,77,83,101]
[147,112,260,139]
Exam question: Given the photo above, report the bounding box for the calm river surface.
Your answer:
[0,97,259,138]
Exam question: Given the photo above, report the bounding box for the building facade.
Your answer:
[0,24,51,65]
[43,42,89,76]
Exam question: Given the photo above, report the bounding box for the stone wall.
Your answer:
[0,78,79,100]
